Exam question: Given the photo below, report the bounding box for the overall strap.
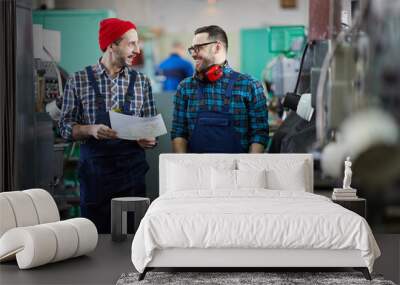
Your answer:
[222,71,239,112]
[123,70,138,114]
[197,71,239,112]
[86,66,105,112]
[197,82,206,111]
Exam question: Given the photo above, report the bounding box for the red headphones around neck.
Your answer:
[204,64,223,82]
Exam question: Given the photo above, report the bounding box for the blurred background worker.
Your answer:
[157,41,194,91]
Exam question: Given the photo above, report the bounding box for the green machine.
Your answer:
[240,26,306,82]
[33,9,115,75]
[241,26,306,143]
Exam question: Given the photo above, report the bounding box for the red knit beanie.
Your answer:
[99,18,136,52]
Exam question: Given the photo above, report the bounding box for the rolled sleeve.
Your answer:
[171,83,188,140]
[59,76,80,141]
[141,76,157,117]
[248,80,269,146]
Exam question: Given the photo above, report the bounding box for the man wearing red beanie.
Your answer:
[59,18,157,233]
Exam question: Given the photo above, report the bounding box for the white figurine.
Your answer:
[342,157,353,189]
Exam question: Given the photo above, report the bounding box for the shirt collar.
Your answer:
[97,58,129,79]
[222,61,233,74]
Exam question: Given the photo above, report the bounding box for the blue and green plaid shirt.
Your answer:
[171,65,269,151]
[59,59,157,141]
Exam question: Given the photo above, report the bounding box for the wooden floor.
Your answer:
[0,234,399,285]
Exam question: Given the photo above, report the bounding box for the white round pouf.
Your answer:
[42,221,79,262]
[65,218,98,257]
[0,226,57,269]
[0,189,98,269]
[0,195,17,237]
[1,191,39,227]
[24,189,60,223]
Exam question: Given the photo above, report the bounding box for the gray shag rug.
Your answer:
[116,271,396,285]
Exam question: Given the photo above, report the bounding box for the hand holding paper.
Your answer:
[109,111,167,140]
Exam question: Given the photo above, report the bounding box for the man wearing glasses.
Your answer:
[171,25,269,153]
[59,18,157,233]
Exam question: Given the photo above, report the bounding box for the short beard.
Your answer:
[113,49,127,68]
[198,57,214,72]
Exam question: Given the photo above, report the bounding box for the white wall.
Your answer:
[53,0,115,10]
[113,0,309,32]
[53,0,309,69]
[54,0,308,31]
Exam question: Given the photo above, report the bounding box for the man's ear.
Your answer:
[214,42,222,53]
[110,40,120,51]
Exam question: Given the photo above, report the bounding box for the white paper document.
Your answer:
[109,111,167,140]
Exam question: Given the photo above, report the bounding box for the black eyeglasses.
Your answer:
[187,41,218,55]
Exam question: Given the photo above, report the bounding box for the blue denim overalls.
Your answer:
[79,66,149,233]
[188,72,244,153]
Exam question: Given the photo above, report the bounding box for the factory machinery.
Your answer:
[271,0,400,232]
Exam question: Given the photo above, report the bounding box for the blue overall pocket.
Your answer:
[198,117,229,126]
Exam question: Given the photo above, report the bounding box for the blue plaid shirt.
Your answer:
[59,59,157,141]
[171,65,269,150]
